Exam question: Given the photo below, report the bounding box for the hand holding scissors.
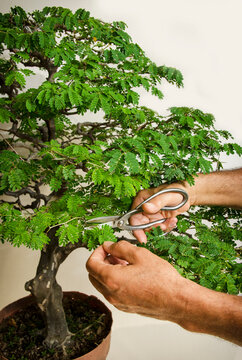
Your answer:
[87,188,188,237]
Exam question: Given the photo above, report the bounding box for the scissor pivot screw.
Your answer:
[117,220,124,228]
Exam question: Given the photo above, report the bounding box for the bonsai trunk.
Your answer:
[25,229,76,349]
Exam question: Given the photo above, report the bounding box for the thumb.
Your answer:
[102,241,138,264]
[142,201,160,214]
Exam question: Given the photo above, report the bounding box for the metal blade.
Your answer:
[86,215,120,224]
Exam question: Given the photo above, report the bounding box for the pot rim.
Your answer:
[0,291,112,360]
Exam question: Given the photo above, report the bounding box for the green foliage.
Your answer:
[84,225,117,250]
[0,6,241,294]
[142,223,241,295]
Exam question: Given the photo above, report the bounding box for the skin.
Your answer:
[131,168,242,243]
[86,168,242,345]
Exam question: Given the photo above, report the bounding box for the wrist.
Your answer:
[174,278,204,331]
[168,277,213,332]
[174,277,219,333]
[162,275,208,331]
[171,180,197,207]
[159,275,195,326]
[180,180,197,207]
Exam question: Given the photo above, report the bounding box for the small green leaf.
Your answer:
[199,157,213,173]
[26,99,34,112]
[125,152,140,174]
[100,94,111,114]
[67,224,79,244]
[89,95,99,112]
[108,150,123,173]
[50,178,62,191]
[92,168,104,185]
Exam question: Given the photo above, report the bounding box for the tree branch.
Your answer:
[62,111,79,115]
[10,122,45,148]
[45,119,56,140]
[5,187,51,205]
[0,133,25,160]
[56,240,87,260]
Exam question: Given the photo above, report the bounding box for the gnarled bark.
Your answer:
[24,229,84,349]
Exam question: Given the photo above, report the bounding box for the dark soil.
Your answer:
[0,297,110,360]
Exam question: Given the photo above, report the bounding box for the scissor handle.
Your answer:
[136,188,188,211]
[116,188,188,231]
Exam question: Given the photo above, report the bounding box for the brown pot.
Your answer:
[0,291,112,360]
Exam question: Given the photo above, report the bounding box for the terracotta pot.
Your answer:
[0,291,112,360]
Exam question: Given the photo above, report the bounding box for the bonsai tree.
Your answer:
[0,5,241,352]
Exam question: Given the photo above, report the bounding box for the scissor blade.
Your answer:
[86,216,120,224]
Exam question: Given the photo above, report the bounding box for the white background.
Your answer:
[0,1,241,359]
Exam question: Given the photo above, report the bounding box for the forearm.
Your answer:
[175,278,242,346]
[187,168,242,209]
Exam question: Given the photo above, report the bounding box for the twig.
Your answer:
[75,314,106,335]
[0,133,24,160]
[46,217,82,233]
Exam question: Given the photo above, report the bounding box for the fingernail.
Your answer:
[140,239,147,244]
[138,234,147,244]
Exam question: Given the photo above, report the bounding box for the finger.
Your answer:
[131,189,155,209]
[142,201,161,214]
[134,211,166,227]
[105,254,129,265]
[132,229,148,243]
[161,217,177,231]
[129,212,150,243]
[132,218,167,242]
[102,241,138,264]
[142,192,182,215]
[130,210,169,242]
[86,245,111,278]
[143,216,178,232]
[130,211,149,225]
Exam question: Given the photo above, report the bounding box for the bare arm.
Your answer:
[179,276,242,345]
[188,168,242,208]
[86,241,242,346]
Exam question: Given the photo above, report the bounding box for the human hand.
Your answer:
[86,240,187,320]
[87,241,242,346]
[130,183,192,243]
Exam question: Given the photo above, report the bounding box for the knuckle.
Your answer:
[134,246,142,255]
[129,246,144,262]
[137,246,151,259]
[133,189,150,204]
[137,189,145,197]
[117,240,128,248]
[115,240,131,253]
[85,257,92,272]
[136,245,146,254]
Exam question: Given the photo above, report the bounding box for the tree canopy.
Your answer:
[0,6,241,294]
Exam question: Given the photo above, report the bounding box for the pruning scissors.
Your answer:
[86,188,188,232]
